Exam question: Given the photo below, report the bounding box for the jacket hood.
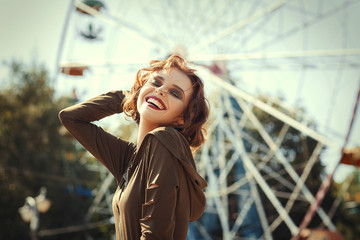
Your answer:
[150,127,207,221]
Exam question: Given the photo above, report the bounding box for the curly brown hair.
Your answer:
[123,55,209,150]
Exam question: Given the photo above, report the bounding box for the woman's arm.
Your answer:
[59,91,134,181]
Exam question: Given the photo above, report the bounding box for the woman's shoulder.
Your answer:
[147,127,192,160]
[147,127,207,192]
[149,127,188,146]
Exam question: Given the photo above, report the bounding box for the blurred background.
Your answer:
[1,0,360,239]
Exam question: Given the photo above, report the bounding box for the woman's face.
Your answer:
[137,68,193,129]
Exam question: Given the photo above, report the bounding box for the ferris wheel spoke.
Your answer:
[234,89,337,230]
[270,142,324,231]
[196,0,242,40]
[230,197,255,236]
[189,48,360,62]
[232,7,281,52]
[189,0,289,54]
[198,66,338,148]
[202,68,336,231]
[249,0,359,52]
[215,112,299,236]
[285,2,318,18]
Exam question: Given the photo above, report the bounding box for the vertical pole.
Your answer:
[53,0,75,86]
[27,197,39,240]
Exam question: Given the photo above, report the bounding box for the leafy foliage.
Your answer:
[332,169,360,240]
[0,62,104,239]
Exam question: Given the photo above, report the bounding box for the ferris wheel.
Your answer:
[56,0,360,239]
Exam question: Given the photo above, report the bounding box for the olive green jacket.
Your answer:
[59,91,207,240]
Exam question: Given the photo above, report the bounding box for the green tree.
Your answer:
[332,169,360,240]
[0,61,104,239]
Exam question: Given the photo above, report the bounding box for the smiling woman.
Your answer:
[58,55,209,240]
[136,69,194,144]
[123,55,209,149]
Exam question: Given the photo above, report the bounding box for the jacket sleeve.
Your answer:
[58,91,134,181]
[140,138,181,240]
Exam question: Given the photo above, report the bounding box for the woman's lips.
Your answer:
[145,96,167,110]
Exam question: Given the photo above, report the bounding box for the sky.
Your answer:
[1,0,359,182]
[0,1,69,77]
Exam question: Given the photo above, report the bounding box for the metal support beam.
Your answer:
[85,172,114,221]
[189,48,360,62]
[198,66,338,148]
[189,0,289,53]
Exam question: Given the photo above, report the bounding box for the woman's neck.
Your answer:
[137,120,159,149]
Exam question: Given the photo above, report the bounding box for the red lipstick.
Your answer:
[145,96,167,110]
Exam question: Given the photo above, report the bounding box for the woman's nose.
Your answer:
[155,86,167,96]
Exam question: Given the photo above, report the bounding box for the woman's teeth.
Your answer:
[147,98,165,110]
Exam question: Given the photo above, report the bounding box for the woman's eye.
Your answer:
[150,79,161,87]
[170,90,181,99]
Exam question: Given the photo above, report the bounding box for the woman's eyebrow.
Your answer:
[154,75,164,82]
